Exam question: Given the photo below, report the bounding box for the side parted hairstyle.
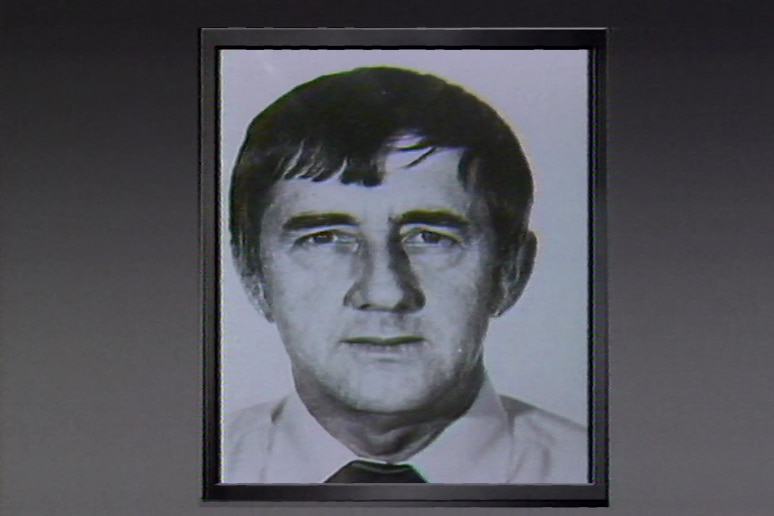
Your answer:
[230,66,536,314]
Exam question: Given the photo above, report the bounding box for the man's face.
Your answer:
[257,147,500,414]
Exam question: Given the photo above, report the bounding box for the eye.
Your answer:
[296,230,358,248]
[402,229,461,248]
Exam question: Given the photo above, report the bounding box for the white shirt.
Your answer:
[223,378,588,484]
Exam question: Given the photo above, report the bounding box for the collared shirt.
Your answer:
[223,379,588,484]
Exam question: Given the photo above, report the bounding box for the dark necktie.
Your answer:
[324,459,427,483]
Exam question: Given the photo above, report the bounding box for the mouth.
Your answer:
[342,335,424,346]
[341,336,426,360]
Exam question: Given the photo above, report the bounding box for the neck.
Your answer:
[296,364,485,463]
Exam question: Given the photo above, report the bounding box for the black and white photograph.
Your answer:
[202,29,607,503]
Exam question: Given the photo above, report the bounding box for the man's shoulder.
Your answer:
[225,400,282,436]
[222,399,285,483]
[497,394,588,483]
[498,394,587,442]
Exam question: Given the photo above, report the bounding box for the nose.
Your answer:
[344,239,425,313]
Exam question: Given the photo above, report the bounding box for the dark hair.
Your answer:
[230,66,534,278]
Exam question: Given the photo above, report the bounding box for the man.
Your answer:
[223,66,587,484]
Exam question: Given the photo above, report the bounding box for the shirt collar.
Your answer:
[265,377,512,483]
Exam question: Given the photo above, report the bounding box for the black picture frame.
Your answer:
[201,27,607,506]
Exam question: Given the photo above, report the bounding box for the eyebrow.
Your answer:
[394,209,471,229]
[282,212,358,231]
[281,209,471,232]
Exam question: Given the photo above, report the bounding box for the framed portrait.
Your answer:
[201,28,607,506]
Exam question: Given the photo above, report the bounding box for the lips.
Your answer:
[342,335,424,346]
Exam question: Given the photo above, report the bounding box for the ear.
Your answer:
[240,273,275,323]
[490,230,537,317]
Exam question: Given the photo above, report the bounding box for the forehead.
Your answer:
[264,148,485,224]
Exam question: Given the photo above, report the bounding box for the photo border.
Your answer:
[200,27,608,506]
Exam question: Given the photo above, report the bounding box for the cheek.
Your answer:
[413,249,494,303]
[414,255,493,348]
[266,251,354,303]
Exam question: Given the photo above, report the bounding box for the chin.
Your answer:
[335,383,440,415]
